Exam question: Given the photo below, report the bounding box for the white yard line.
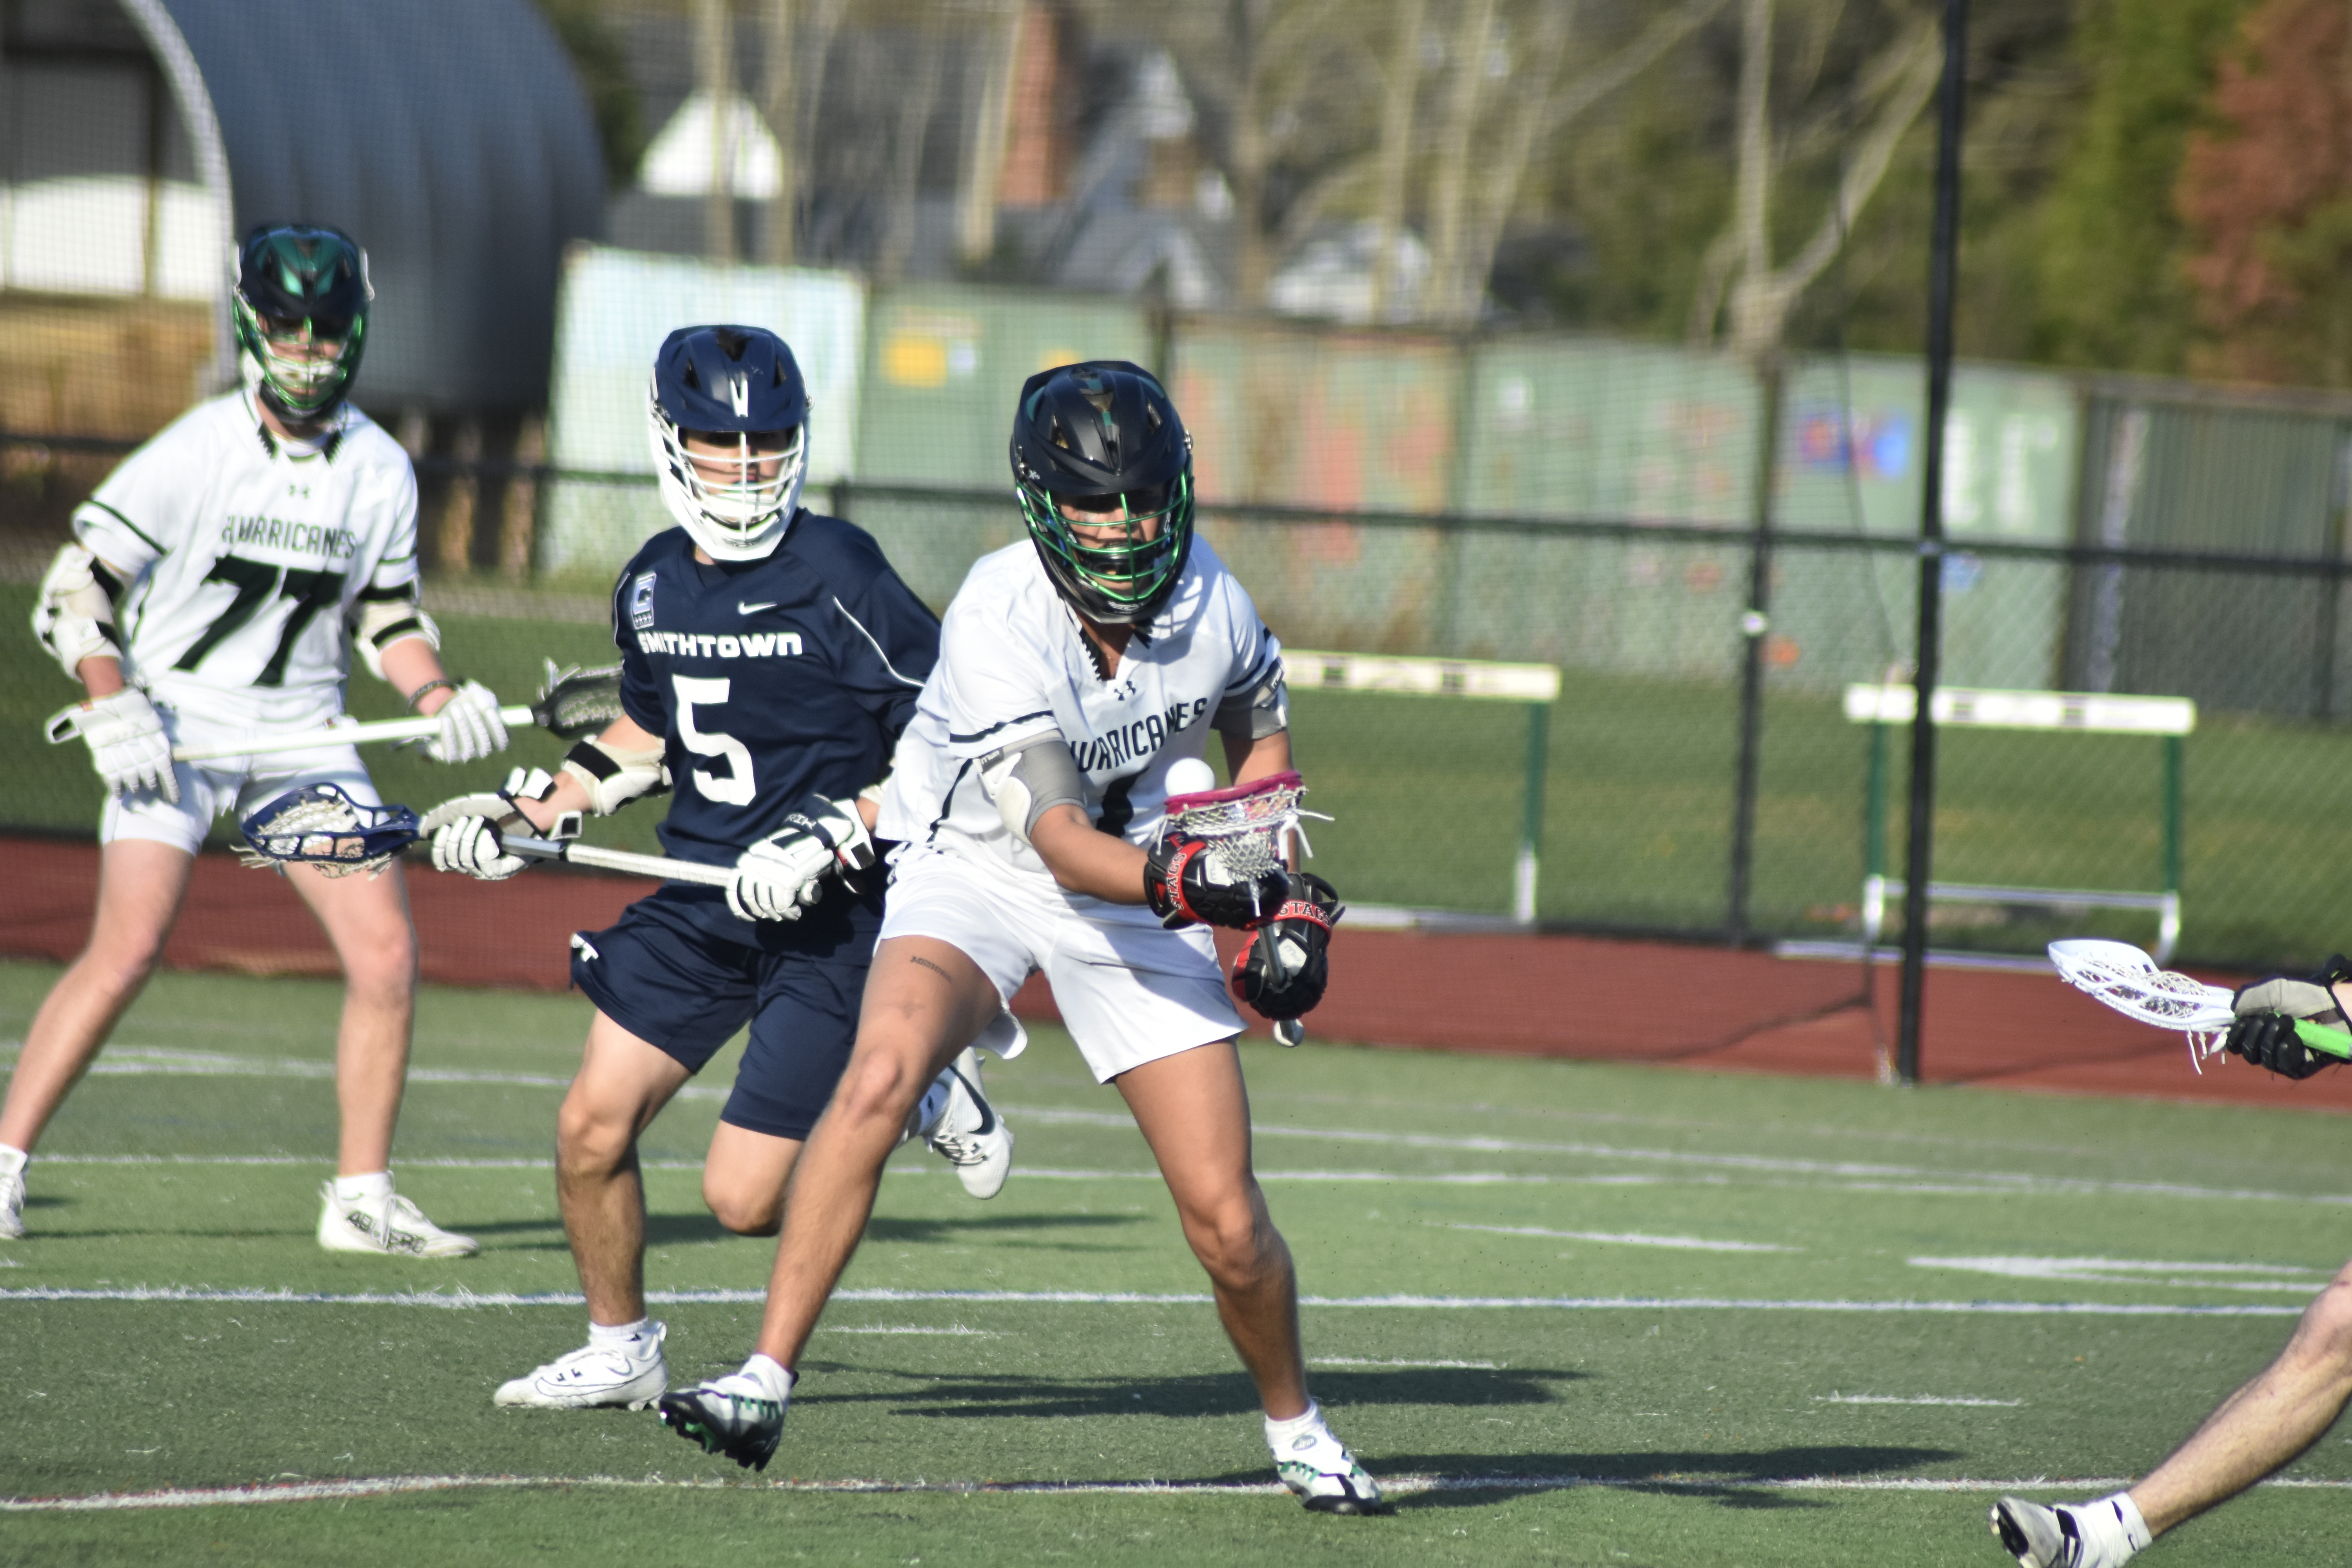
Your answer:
[1311,1356,1503,1369]
[16,1471,2352,1512]
[21,1154,1633,1187]
[1913,1256,2332,1293]
[20,1049,2352,1204]
[1813,1394,2024,1407]
[1446,1222,1796,1253]
[0,1284,2308,1316]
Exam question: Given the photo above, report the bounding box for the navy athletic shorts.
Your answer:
[569,889,872,1141]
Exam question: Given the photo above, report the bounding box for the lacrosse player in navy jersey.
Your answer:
[2,224,505,1257]
[421,326,1011,1411]
[654,362,1377,1512]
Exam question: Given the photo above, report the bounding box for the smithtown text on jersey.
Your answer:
[640,630,804,659]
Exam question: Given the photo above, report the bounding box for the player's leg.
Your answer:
[495,1008,690,1410]
[283,855,417,1178]
[1116,1039,1305,1410]
[501,900,762,1408]
[755,936,999,1359]
[0,766,217,1240]
[0,838,193,1238]
[701,1121,799,1236]
[555,1010,693,1319]
[0,839,192,1155]
[285,852,474,1258]
[694,945,857,1238]
[1995,1256,2352,1567]
[655,934,999,1470]
[1116,1042,1379,1512]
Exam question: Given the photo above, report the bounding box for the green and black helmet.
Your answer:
[232,223,372,423]
[1011,361,1195,626]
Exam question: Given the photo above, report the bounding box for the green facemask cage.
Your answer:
[1016,471,1194,613]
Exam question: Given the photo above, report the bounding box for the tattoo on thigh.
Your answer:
[909,954,952,982]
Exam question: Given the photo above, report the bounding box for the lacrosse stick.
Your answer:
[46,661,628,764]
[1160,765,1332,1046]
[2046,938,2352,1073]
[236,782,734,888]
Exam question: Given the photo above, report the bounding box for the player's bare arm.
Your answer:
[1025,728,1294,903]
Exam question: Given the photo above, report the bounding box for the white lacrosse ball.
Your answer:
[1165,758,1218,798]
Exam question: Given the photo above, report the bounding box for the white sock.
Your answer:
[2071,1493,2152,1564]
[736,1353,793,1405]
[1264,1400,1325,1453]
[588,1317,654,1350]
[0,1145,27,1178]
[333,1171,393,1203]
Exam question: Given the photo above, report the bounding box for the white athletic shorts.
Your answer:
[100,703,377,857]
[878,844,1245,1082]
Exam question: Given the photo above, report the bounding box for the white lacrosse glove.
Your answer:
[62,688,179,803]
[419,768,574,882]
[424,679,509,764]
[726,795,876,922]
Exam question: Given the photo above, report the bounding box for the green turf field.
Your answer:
[9,579,2352,968]
[4,960,2352,1564]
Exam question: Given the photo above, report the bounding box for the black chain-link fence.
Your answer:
[13,446,2349,971]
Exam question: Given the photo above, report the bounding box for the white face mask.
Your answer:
[647,397,809,561]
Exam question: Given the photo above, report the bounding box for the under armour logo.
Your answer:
[729,373,750,418]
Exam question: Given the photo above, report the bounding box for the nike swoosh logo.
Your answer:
[738,601,777,615]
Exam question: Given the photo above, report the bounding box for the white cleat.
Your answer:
[924,1047,1014,1200]
[1274,1423,1385,1515]
[1991,1495,2143,1568]
[0,1166,22,1241]
[495,1325,668,1410]
[316,1180,478,1259]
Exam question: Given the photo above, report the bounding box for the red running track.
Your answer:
[5,836,2346,1114]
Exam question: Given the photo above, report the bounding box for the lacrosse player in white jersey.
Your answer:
[0,224,506,1256]
[655,361,1377,1513]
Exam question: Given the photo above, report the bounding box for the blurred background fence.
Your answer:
[9,0,2352,981]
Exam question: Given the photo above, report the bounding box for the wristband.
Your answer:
[405,677,457,712]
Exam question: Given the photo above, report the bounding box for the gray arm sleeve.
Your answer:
[1212,670,1289,742]
[976,734,1088,844]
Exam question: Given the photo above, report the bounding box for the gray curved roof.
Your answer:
[147,0,603,411]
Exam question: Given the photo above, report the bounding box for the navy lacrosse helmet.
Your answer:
[647,325,810,561]
[232,223,372,423]
[1011,361,1195,626]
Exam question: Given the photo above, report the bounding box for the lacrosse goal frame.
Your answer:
[1846,684,2194,963]
[1286,649,1561,926]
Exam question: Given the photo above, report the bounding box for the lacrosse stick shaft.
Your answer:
[166,706,539,763]
[502,834,736,889]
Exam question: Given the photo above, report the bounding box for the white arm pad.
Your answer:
[353,592,441,681]
[34,544,123,677]
[977,735,1087,845]
[559,737,670,816]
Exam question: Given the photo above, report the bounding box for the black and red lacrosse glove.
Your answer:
[1231,873,1342,1022]
[1143,836,1292,930]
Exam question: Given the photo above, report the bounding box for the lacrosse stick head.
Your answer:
[238,784,419,880]
[533,661,626,739]
[1160,769,1325,883]
[2047,938,2236,1070]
